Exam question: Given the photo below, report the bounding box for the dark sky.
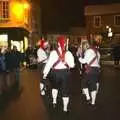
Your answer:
[86,0,120,5]
[40,0,120,33]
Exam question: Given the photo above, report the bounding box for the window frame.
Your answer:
[93,16,102,28]
[114,15,120,27]
[0,0,9,23]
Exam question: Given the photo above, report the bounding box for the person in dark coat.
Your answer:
[111,43,120,66]
[0,48,6,94]
[5,46,22,87]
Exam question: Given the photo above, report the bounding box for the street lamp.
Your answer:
[106,25,109,29]
[108,27,113,39]
[106,26,113,40]
[23,2,30,9]
[11,1,30,22]
[11,2,24,20]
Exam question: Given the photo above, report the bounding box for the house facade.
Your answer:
[0,0,41,52]
[85,3,120,46]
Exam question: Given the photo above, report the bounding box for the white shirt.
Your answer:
[43,50,75,78]
[37,48,48,63]
[79,48,100,67]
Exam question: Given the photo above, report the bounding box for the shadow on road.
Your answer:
[0,83,23,114]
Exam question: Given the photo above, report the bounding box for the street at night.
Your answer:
[0,64,120,120]
[1,1,120,120]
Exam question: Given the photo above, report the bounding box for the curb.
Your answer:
[101,61,114,65]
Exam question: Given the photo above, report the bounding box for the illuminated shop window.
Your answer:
[24,36,28,50]
[11,40,25,53]
[20,41,24,53]
[0,34,8,47]
[0,0,9,23]
[11,40,21,52]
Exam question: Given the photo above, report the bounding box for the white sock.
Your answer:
[40,83,44,91]
[83,88,90,100]
[82,89,85,94]
[41,90,45,95]
[52,89,58,104]
[40,83,45,95]
[91,91,97,105]
[96,83,99,93]
[62,97,69,112]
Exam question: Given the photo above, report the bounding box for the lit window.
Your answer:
[0,34,8,47]
[93,16,101,28]
[0,0,9,23]
[11,40,21,52]
[114,34,120,42]
[114,15,120,26]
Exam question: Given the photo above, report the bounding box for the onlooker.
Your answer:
[5,47,13,89]
[9,46,22,88]
[111,43,120,66]
[0,48,6,94]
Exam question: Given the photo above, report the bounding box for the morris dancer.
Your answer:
[78,40,100,107]
[42,36,75,112]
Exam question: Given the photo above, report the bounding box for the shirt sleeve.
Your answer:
[79,49,96,64]
[43,51,57,77]
[37,49,47,63]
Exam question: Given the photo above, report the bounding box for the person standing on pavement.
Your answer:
[10,46,22,87]
[0,48,6,94]
[78,40,100,107]
[25,45,34,68]
[42,36,75,112]
[111,43,120,67]
[37,38,50,95]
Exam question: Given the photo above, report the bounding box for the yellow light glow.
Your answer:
[23,2,30,9]
[24,36,28,50]
[11,2,24,20]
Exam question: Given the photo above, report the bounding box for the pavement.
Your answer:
[101,60,114,65]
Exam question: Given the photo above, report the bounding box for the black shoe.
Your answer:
[83,99,91,105]
[89,104,97,111]
[53,103,57,108]
[86,99,91,105]
[62,110,71,120]
[63,110,70,114]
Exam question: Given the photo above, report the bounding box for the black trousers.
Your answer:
[38,62,46,82]
[50,69,71,97]
[82,67,100,91]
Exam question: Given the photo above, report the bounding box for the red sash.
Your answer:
[52,50,69,69]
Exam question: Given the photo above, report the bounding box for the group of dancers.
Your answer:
[37,35,100,112]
